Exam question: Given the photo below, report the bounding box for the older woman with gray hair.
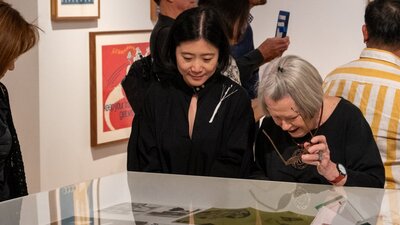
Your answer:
[253,55,384,188]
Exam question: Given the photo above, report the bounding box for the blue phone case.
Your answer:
[275,10,290,38]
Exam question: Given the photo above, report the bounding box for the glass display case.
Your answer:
[0,172,398,225]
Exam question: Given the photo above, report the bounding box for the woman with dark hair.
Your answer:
[198,0,250,45]
[0,1,39,201]
[197,0,250,86]
[198,0,289,123]
[127,7,255,178]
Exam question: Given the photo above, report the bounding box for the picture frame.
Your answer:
[51,0,100,21]
[89,30,151,146]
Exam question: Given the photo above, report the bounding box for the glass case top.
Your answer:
[0,172,398,225]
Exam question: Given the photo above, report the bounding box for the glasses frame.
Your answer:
[261,107,319,169]
[262,129,309,169]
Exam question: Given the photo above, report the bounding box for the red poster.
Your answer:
[101,42,150,132]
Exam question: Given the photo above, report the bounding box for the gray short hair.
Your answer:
[257,55,323,120]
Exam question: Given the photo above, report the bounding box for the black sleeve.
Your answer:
[210,89,256,178]
[127,115,141,171]
[137,85,164,172]
[235,49,264,84]
[152,26,171,74]
[341,107,385,188]
[127,84,162,172]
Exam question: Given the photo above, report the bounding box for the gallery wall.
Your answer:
[36,0,154,191]
[3,0,368,193]
[251,0,366,77]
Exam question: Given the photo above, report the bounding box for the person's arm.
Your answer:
[152,25,172,74]
[236,37,290,83]
[127,117,140,171]
[235,49,264,83]
[304,105,385,188]
[127,84,163,172]
[256,37,290,63]
[341,112,385,188]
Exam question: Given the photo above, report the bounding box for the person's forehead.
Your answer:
[265,96,297,115]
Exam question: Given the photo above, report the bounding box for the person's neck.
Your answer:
[159,3,180,19]
[393,49,400,58]
[367,43,400,58]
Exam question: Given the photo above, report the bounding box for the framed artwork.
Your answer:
[51,0,100,21]
[89,30,151,146]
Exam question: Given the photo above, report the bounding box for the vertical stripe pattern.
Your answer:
[324,48,400,190]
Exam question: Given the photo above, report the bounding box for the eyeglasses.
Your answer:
[271,113,300,125]
[262,129,309,169]
[261,106,321,169]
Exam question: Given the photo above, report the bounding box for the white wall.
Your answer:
[251,0,367,78]
[4,0,369,193]
[36,0,153,191]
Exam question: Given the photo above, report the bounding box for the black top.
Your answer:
[254,98,385,188]
[231,25,260,99]
[149,13,175,74]
[127,14,174,171]
[128,73,255,178]
[235,47,263,87]
[0,83,27,202]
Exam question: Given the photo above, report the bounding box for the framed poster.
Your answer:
[51,0,100,21]
[89,30,151,146]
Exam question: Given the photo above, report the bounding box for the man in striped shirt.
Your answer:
[324,0,400,189]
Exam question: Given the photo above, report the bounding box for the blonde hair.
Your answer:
[257,55,323,120]
[0,1,39,76]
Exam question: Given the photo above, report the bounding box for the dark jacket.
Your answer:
[0,82,27,202]
[128,72,255,178]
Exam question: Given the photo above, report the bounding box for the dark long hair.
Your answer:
[162,7,231,76]
[153,0,160,6]
[198,0,250,43]
[365,0,400,48]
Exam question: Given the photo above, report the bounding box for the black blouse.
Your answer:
[128,73,255,178]
[254,98,385,188]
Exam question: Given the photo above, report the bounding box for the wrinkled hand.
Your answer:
[257,36,290,63]
[301,135,338,181]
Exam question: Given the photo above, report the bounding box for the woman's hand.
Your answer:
[302,135,329,166]
[301,135,346,185]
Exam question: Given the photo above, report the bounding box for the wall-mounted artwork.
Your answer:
[89,30,151,146]
[51,0,100,21]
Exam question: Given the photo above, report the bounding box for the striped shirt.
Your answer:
[324,48,400,189]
